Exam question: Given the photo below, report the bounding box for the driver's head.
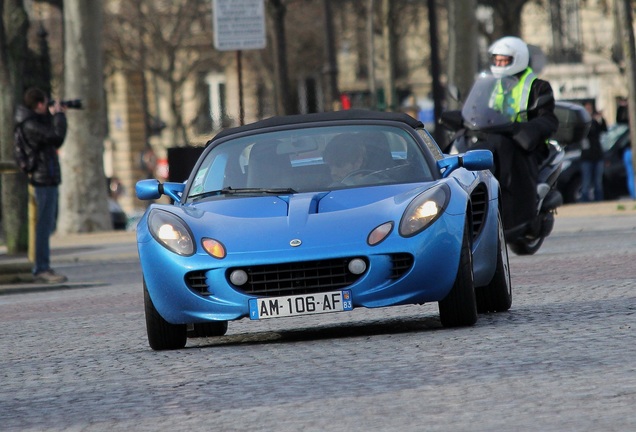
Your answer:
[324,133,365,182]
[488,36,529,78]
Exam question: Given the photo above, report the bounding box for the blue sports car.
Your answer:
[136,109,511,350]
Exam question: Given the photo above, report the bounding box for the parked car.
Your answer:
[557,123,630,203]
[135,109,511,350]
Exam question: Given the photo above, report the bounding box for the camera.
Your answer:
[48,99,83,109]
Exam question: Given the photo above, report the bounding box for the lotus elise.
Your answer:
[136,109,511,350]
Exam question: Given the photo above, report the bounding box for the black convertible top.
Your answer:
[210,109,424,143]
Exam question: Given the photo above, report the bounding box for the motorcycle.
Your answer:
[440,74,590,255]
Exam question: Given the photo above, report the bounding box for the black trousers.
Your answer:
[473,135,538,232]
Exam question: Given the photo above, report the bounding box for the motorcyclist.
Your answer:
[481,36,559,235]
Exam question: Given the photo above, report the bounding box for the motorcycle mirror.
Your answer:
[447,84,461,102]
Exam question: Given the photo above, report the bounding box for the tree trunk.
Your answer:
[447,0,478,107]
[616,0,636,184]
[269,0,293,115]
[0,0,29,253]
[57,0,111,233]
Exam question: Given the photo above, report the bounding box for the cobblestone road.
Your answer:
[1,208,635,431]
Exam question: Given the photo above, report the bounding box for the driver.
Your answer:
[323,133,366,183]
[484,36,559,236]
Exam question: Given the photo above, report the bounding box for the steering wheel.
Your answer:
[340,169,376,184]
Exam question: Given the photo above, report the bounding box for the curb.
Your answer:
[0,230,137,290]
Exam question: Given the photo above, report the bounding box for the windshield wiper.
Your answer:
[189,186,296,200]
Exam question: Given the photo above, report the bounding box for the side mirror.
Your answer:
[437,149,493,178]
[136,179,185,202]
[462,149,494,171]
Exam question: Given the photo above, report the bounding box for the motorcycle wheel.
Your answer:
[508,211,554,255]
[508,235,544,255]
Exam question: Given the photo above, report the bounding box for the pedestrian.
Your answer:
[14,87,68,283]
[579,101,607,202]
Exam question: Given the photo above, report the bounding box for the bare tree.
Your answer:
[57,0,111,233]
[104,0,223,146]
[0,0,29,253]
[477,0,530,40]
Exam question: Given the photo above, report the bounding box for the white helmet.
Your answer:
[488,36,530,78]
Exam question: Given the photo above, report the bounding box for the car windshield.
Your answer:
[186,125,434,200]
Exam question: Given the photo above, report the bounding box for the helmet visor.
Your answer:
[491,55,513,67]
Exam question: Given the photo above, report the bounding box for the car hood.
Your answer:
[173,183,434,253]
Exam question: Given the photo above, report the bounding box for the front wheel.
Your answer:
[476,211,512,313]
[144,281,187,350]
[438,219,478,327]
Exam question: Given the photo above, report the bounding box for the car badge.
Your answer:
[290,239,302,247]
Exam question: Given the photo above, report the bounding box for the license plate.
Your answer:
[249,290,353,320]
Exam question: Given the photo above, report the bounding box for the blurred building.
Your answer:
[23,1,631,217]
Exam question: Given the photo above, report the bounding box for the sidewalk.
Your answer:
[0,230,137,293]
[555,199,636,217]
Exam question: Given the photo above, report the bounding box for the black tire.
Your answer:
[476,211,512,313]
[144,281,187,350]
[188,321,229,338]
[438,220,478,327]
[508,234,545,256]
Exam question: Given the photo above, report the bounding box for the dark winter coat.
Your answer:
[14,104,67,186]
[511,77,560,154]
[580,116,608,162]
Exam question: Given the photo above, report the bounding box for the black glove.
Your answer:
[512,122,541,152]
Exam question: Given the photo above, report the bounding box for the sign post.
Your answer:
[213,0,266,125]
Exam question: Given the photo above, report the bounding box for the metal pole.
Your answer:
[323,0,339,110]
[427,0,444,142]
[367,0,377,109]
[28,185,36,263]
[382,0,395,111]
[237,50,245,125]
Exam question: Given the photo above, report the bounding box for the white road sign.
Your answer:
[213,0,266,51]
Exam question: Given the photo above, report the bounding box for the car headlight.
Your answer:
[148,210,195,256]
[399,184,450,237]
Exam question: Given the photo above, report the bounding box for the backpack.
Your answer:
[14,123,37,174]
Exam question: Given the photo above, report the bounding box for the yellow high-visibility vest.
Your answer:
[490,68,537,122]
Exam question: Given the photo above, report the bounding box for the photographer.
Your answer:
[14,87,68,283]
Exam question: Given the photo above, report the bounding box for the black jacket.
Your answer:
[511,75,560,153]
[14,105,67,186]
[580,116,608,161]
